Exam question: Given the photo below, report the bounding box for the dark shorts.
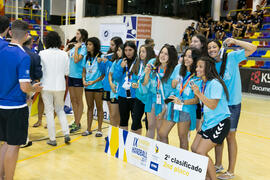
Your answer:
[118,97,135,127]
[228,103,241,131]
[110,97,118,104]
[102,91,110,101]
[85,88,103,92]
[198,118,230,145]
[102,91,118,103]
[68,77,83,87]
[0,107,29,145]
[196,103,202,119]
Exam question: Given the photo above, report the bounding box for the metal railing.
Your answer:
[5,6,48,20]
[61,12,75,25]
[228,7,270,15]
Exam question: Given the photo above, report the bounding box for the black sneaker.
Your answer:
[64,135,71,144]
[70,124,81,133]
[69,122,76,128]
[69,122,81,128]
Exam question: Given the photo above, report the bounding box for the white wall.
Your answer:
[60,15,195,51]
[220,0,238,17]
[253,0,261,11]
[212,0,221,21]
[50,0,76,16]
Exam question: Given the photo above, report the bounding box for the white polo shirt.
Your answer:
[39,48,69,91]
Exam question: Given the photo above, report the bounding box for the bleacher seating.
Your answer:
[262,50,270,58]
[260,61,270,69]
[30,30,38,36]
[252,61,265,68]
[239,60,247,67]
[250,50,266,57]
[262,24,270,30]
[46,26,54,31]
[242,60,256,68]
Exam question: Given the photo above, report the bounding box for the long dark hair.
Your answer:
[207,39,228,79]
[123,41,137,74]
[198,56,229,101]
[116,44,124,62]
[154,44,178,82]
[85,37,102,61]
[132,45,156,75]
[192,34,208,56]
[180,47,201,77]
[77,29,88,43]
[108,36,123,62]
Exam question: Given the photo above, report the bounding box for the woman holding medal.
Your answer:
[131,45,156,134]
[101,37,123,127]
[158,47,200,149]
[141,44,177,140]
[67,29,88,133]
[190,33,208,131]
[108,45,124,127]
[82,37,104,137]
[207,38,256,179]
[112,41,138,131]
[190,56,231,180]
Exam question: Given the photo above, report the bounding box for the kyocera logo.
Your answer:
[251,71,261,84]
[251,71,270,84]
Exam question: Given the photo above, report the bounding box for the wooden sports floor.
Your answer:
[14,94,270,180]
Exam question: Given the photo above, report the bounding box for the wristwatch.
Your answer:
[181,99,184,104]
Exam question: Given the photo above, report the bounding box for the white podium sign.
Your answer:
[105,126,208,180]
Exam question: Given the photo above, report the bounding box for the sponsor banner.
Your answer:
[123,16,152,49]
[137,17,152,39]
[99,23,127,53]
[240,68,270,96]
[105,126,208,180]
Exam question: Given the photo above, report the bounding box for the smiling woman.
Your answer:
[207,38,257,180]
[159,47,200,150]
[190,56,230,180]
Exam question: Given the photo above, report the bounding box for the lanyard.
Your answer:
[156,66,166,101]
[125,59,136,81]
[179,73,194,96]
[157,66,166,90]
[138,61,144,76]
[88,53,99,67]
[200,81,207,113]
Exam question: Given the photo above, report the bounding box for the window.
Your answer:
[84,0,212,20]
[123,0,212,20]
[85,0,117,17]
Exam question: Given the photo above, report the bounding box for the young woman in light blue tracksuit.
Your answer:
[82,37,105,137]
[158,47,201,150]
[131,44,156,135]
[190,56,231,180]
[108,44,124,127]
[140,44,178,140]
[101,37,123,127]
[207,38,257,179]
[66,29,88,133]
[112,41,139,132]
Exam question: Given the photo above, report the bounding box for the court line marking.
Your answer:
[18,123,108,163]
[18,136,83,163]
[238,130,270,140]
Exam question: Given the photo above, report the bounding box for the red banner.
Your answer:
[137,17,152,39]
